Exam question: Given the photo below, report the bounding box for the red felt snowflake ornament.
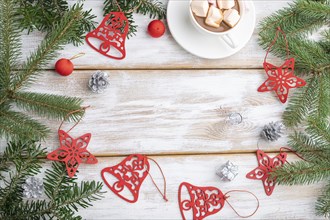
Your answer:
[47,107,98,178]
[258,27,306,103]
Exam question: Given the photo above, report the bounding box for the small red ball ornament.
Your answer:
[55,58,74,76]
[148,20,165,38]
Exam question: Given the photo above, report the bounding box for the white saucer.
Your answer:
[167,0,256,59]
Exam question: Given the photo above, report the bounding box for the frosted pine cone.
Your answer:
[22,177,43,198]
[88,71,110,93]
[260,121,284,142]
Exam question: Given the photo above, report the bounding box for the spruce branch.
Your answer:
[273,161,330,185]
[0,1,87,142]
[258,0,330,75]
[288,132,330,163]
[11,4,87,91]
[316,183,330,218]
[17,0,96,46]
[13,92,84,122]
[259,0,330,216]
[0,0,21,88]
[0,141,46,210]
[0,110,50,141]
[0,143,104,219]
[103,0,166,38]
[282,76,318,127]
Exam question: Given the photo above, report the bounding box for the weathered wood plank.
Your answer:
[14,69,293,155]
[65,154,322,219]
[19,0,290,69]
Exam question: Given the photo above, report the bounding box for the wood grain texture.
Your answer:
[1,0,324,219]
[16,69,294,155]
[19,0,289,69]
[42,154,322,219]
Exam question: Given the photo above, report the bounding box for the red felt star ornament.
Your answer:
[47,130,98,178]
[258,58,306,103]
[246,150,287,196]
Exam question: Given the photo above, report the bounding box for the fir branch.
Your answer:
[11,4,88,91]
[44,162,76,201]
[307,117,330,144]
[283,76,318,126]
[103,0,166,38]
[258,0,330,74]
[288,132,330,163]
[273,161,330,185]
[17,0,68,33]
[136,0,167,19]
[260,0,330,216]
[0,0,21,88]
[0,110,49,141]
[13,92,84,122]
[0,141,45,211]
[56,181,104,212]
[17,0,96,46]
[316,183,330,218]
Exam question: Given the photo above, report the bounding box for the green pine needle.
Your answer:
[103,0,166,38]
[0,1,89,142]
[273,160,330,185]
[0,142,105,219]
[0,109,50,141]
[13,92,83,122]
[316,184,330,218]
[17,0,96,46]
[259,0,330,217]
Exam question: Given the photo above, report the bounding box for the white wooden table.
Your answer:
[19,0,324,219]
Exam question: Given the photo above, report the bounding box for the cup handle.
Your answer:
[220,33,237,49]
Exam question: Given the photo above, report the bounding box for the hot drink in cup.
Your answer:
[189,0,244,48]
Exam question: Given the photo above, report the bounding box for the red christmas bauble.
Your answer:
[148,20,165,38]
[55,58,74,76]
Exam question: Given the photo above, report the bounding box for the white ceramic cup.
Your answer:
[189,0,245,48]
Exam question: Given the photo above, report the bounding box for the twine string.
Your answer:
[58,106,90,133]
[264,26,290,63]
[69,52,85,60]
[280,147,307,164]
[224,190,260,218]
[146,157,168,202]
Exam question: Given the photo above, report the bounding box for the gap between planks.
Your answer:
[35,150,299,159]
[35,67,267,71]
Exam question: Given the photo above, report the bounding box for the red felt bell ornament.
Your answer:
[86,12,129,60]
[258,27,306,103]
[101,154,168,203]
[178,182,259,220]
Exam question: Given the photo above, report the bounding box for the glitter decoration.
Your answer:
[88,71,110,93]
[228,112,243,125]
[260,121,284,142]
[216,161,239,181]
[22,177,43,198]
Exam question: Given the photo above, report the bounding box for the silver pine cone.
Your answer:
[88,70,110,93]
[260,121,284,142]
